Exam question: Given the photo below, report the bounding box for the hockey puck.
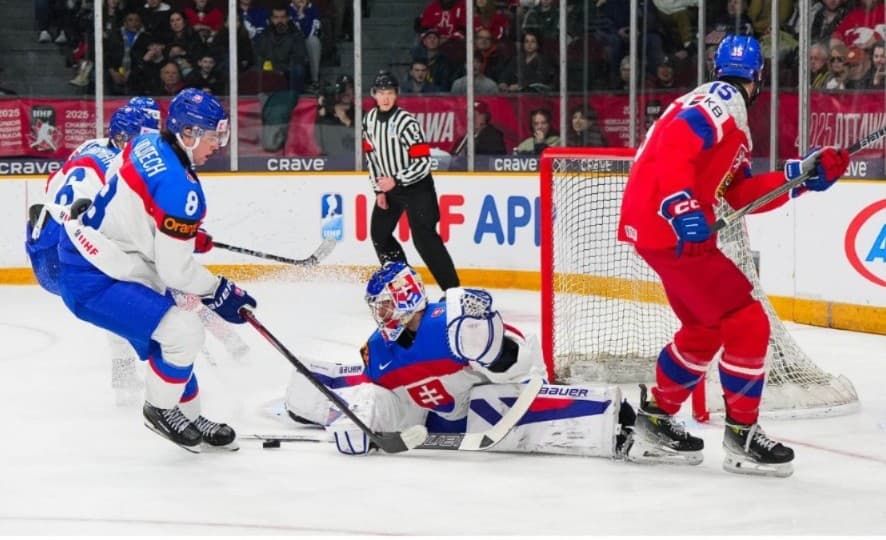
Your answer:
[262,439,281,449]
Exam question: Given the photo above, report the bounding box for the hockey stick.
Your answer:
[711,125,886,232]
[214,236,337,267]
[240,309,428,454]
[248,377,545,452]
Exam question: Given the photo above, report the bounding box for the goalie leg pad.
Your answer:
[466,383,622,457]
[283,358,370,426]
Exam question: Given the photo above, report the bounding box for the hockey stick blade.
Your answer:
[214,236,337,267]
[241,309,422,454]
[712,125,886,232]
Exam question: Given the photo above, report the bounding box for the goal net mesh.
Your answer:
[541,151,859,418]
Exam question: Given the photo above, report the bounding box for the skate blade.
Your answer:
[201,440,240,452]
[723,453,793,478]
[143,421,202,454]
[627,438,703,466]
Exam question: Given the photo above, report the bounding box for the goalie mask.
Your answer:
[365,262,427,342]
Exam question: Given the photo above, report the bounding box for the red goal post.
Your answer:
[539,147,859,420]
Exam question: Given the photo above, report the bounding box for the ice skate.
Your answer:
[723,418,794,478]
[628,384,704,466]
[194,416,239,451]
[143,403,202,453]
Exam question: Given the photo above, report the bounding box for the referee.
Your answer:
[362,70,460,291]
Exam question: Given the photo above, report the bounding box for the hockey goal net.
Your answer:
[539,148,859,419]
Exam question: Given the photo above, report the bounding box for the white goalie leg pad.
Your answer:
[283,358,369,426]
[467,383,622,457]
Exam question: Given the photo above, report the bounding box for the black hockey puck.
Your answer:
[262,439,281,449]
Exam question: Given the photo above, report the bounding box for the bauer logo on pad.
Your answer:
[321,193,343,241]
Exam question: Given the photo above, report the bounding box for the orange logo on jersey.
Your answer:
[160,215,199,239]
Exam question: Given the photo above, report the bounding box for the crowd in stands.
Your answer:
[26,0,886,156]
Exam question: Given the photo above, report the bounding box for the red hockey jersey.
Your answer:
[617,81,788,250]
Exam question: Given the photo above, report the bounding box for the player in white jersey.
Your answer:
[54,88,256,453]
[284,262,659,460]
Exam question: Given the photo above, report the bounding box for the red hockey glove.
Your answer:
[195,228,214,253]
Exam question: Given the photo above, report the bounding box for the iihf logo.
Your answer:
[321,193,343,241]
[27,105,62,152]
[845,200,886,287]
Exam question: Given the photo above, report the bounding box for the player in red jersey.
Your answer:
[617,34,849,478]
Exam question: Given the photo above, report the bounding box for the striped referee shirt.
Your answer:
[362,106,431,192]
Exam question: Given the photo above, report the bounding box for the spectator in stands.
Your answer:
[521,0,558,41]
[566,107,606,147]
[128,35,167,94]
[825,42,850,90]
[454,100,506,155]
[649,56,678,89]
[254,5,308,93]
[704,44,718,81]
[315,74,356,156]
[402,58,441,94]
[239,0,269,41]
[185,52,225,94]
[567,0,632,86]
[167,44,195,78]
[451,51,499,94]
[102,0,127,39]
[498,29,554,92]
[747,0,794,38]
[652,0,697,60]
[810,42,831,89]
[514,108,560,155]
[870,41,886,88]
[158,60,186,95]
[475,28,507,83]
[419,0,467,43]
[845,46,873,89]
[289,0,322,92]
[831,0,884,51]
[186,0,224,42]
[419,29,455,91]
[105,11,151,95]
[705,0,754,44]
[811,0,849,44]
[213,16,256,73]
[166,11,206,62]
[617,56,632,90]
[474,0,509,41]
[36,0,78,44]
[140,0,173,38]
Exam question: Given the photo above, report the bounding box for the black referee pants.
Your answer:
[370,178,460,290]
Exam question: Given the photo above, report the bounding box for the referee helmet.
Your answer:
[372,70,399,94]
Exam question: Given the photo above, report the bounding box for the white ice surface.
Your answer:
[1,280,885,535]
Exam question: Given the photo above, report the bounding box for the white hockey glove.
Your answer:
[330,418,373,456]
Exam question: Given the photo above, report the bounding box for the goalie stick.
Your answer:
[241,309,428,454]
[247,377,545,451]
[214,236,337,267]
[712,125,886,232]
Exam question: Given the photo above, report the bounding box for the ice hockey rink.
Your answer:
[1,277,885,535]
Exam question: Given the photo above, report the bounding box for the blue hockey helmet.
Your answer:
[715,34,764,83]
[365,262,427,342]
[127,96,161,130]
[108,106,153,148]
[166,88,229,147]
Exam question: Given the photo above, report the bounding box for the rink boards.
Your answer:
[0,172,883,334]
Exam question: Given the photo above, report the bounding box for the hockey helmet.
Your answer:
[715,34,764,100]
[166,88,229,146]
[127,96,161,130]
[108,106,154,148]
[371,70,399,94]
[365,262,427,342]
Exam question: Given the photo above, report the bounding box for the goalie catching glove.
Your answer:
[785,146,850,196]
[202,276,256,323]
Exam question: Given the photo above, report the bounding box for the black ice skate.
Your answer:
[628,384,704,465]
[143,403,202,453]
[723,417,794,478]
[194,416,239,451]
